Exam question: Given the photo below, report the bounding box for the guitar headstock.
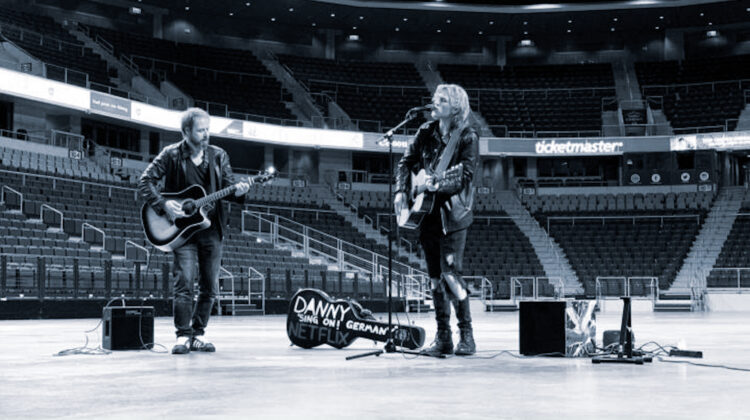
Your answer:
[251,168,277,185]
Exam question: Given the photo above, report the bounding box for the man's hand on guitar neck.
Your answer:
[425,174,439,192]
[234,178,252,197]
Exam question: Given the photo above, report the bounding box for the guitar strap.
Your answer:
[207,146,217,195]
[431,124,464,176]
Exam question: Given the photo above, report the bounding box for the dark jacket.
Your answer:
[396,120,479,234]
[138,139,245,240]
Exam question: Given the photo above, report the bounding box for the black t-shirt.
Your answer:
[185,157,217,222]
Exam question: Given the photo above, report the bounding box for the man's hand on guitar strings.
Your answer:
[164,200,186,221]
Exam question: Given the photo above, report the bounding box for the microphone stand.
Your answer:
[347,110,440,360]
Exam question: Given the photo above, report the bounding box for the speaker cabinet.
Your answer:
[102,306,154,350]
[519,300,596,357]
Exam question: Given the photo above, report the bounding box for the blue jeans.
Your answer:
[171,227,222,338]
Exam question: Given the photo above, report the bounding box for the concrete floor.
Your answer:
[1,302,749,419]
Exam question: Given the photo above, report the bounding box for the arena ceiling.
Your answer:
[38,0,750,48]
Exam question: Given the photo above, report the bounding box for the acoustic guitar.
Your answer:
[396,125,465,229]
[141,170,275,252]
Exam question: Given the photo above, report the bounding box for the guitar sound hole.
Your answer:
[182,200,197,216]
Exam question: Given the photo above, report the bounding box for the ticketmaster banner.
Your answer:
[483,136,669,156]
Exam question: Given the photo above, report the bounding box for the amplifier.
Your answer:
[102,306,154,350]
[519,300,596,357]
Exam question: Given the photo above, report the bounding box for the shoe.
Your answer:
[172,336,190,355]
[190,336,216,352]
[454,329,476,356]
[421,329,453,357]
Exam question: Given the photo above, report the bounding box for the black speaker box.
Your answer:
[102,306,154,350]
[519,301,566,356]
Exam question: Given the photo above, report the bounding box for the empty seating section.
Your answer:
[708,199,750,288]
[438,63,615,137]
[0,7,112,87]
[278,55,430,131]
[0,151,392,300]
[338,189,545,298]
[87,27,294,121]
[522,191,713,214]
[636,55,750,132]
[1,147,127,184]
[525,192,712,296]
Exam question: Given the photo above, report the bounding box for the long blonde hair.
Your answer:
[433,84,471,131]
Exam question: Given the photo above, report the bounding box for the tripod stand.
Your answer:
[347,109,436,361]
[592,297,652,365]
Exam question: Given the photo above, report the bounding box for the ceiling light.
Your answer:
[706,30,718,37]
[611,27,615,31]
[446,19,451,23]
[359,16,364,20]
[395,27,400,31]
[708,22,712,25]
[566,29,571,33]
[524,31,528,35]
[613,17,618,21]
[245,2,250,6]
[403,17,408,21]
[478,31,483,35]
[289,8,294,12]
[348,34,359,41]
[437,29,441,33]
[330,13,335,17]
[659,16,664,19]
[270,17,275,21]
[229,12,234,16]
[523,21,528,25]
[352,26,357,30]
[655,26,660,29]
[489,21,495,25]
[568,19,572,23]
[185,6,190,10]
[700,12,704,16]
[519,39,534,46]
[312,22,316,26]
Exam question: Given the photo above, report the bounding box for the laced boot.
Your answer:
[423,329,454,356]
[454,328,476,356]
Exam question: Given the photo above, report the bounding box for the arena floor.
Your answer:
[1,301,749,419]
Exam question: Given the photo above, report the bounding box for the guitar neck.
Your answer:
[194,185,236,208]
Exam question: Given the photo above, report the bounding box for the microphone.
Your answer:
[406,104,434,116]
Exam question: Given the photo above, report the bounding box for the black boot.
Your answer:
[455,328,476,356]
[423,329,454,356]
[423,287,453,356]
[453,298,475,355]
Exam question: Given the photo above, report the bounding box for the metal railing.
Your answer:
[509,276,565,302]
[595,276,657,304]
[218,267,235,316]
[241,210,426,286]
[40,204,63,231]
[546,214,701,232]
[710,267,750,289]
[124,240,149,264]
[506,129,602,138]
[248,266,266,315]
[81,223,106,249]
[1,185,23,211]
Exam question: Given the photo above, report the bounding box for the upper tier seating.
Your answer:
[278,54,430,131]
[87,26,295,121]
[636,55,750,132]
[438,63,615,137]
[0,7,112,87]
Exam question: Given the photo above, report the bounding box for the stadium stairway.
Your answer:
[313,185,425,269]
[66,23,167,106]
[736,103,750,131]
[257,49,319,125]
[414,60,495,138]
[670,187,744,299]
[496,190,581,296]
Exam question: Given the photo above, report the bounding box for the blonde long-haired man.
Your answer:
[395,84,479,356]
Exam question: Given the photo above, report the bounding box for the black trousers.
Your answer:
[419,216,472,332]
